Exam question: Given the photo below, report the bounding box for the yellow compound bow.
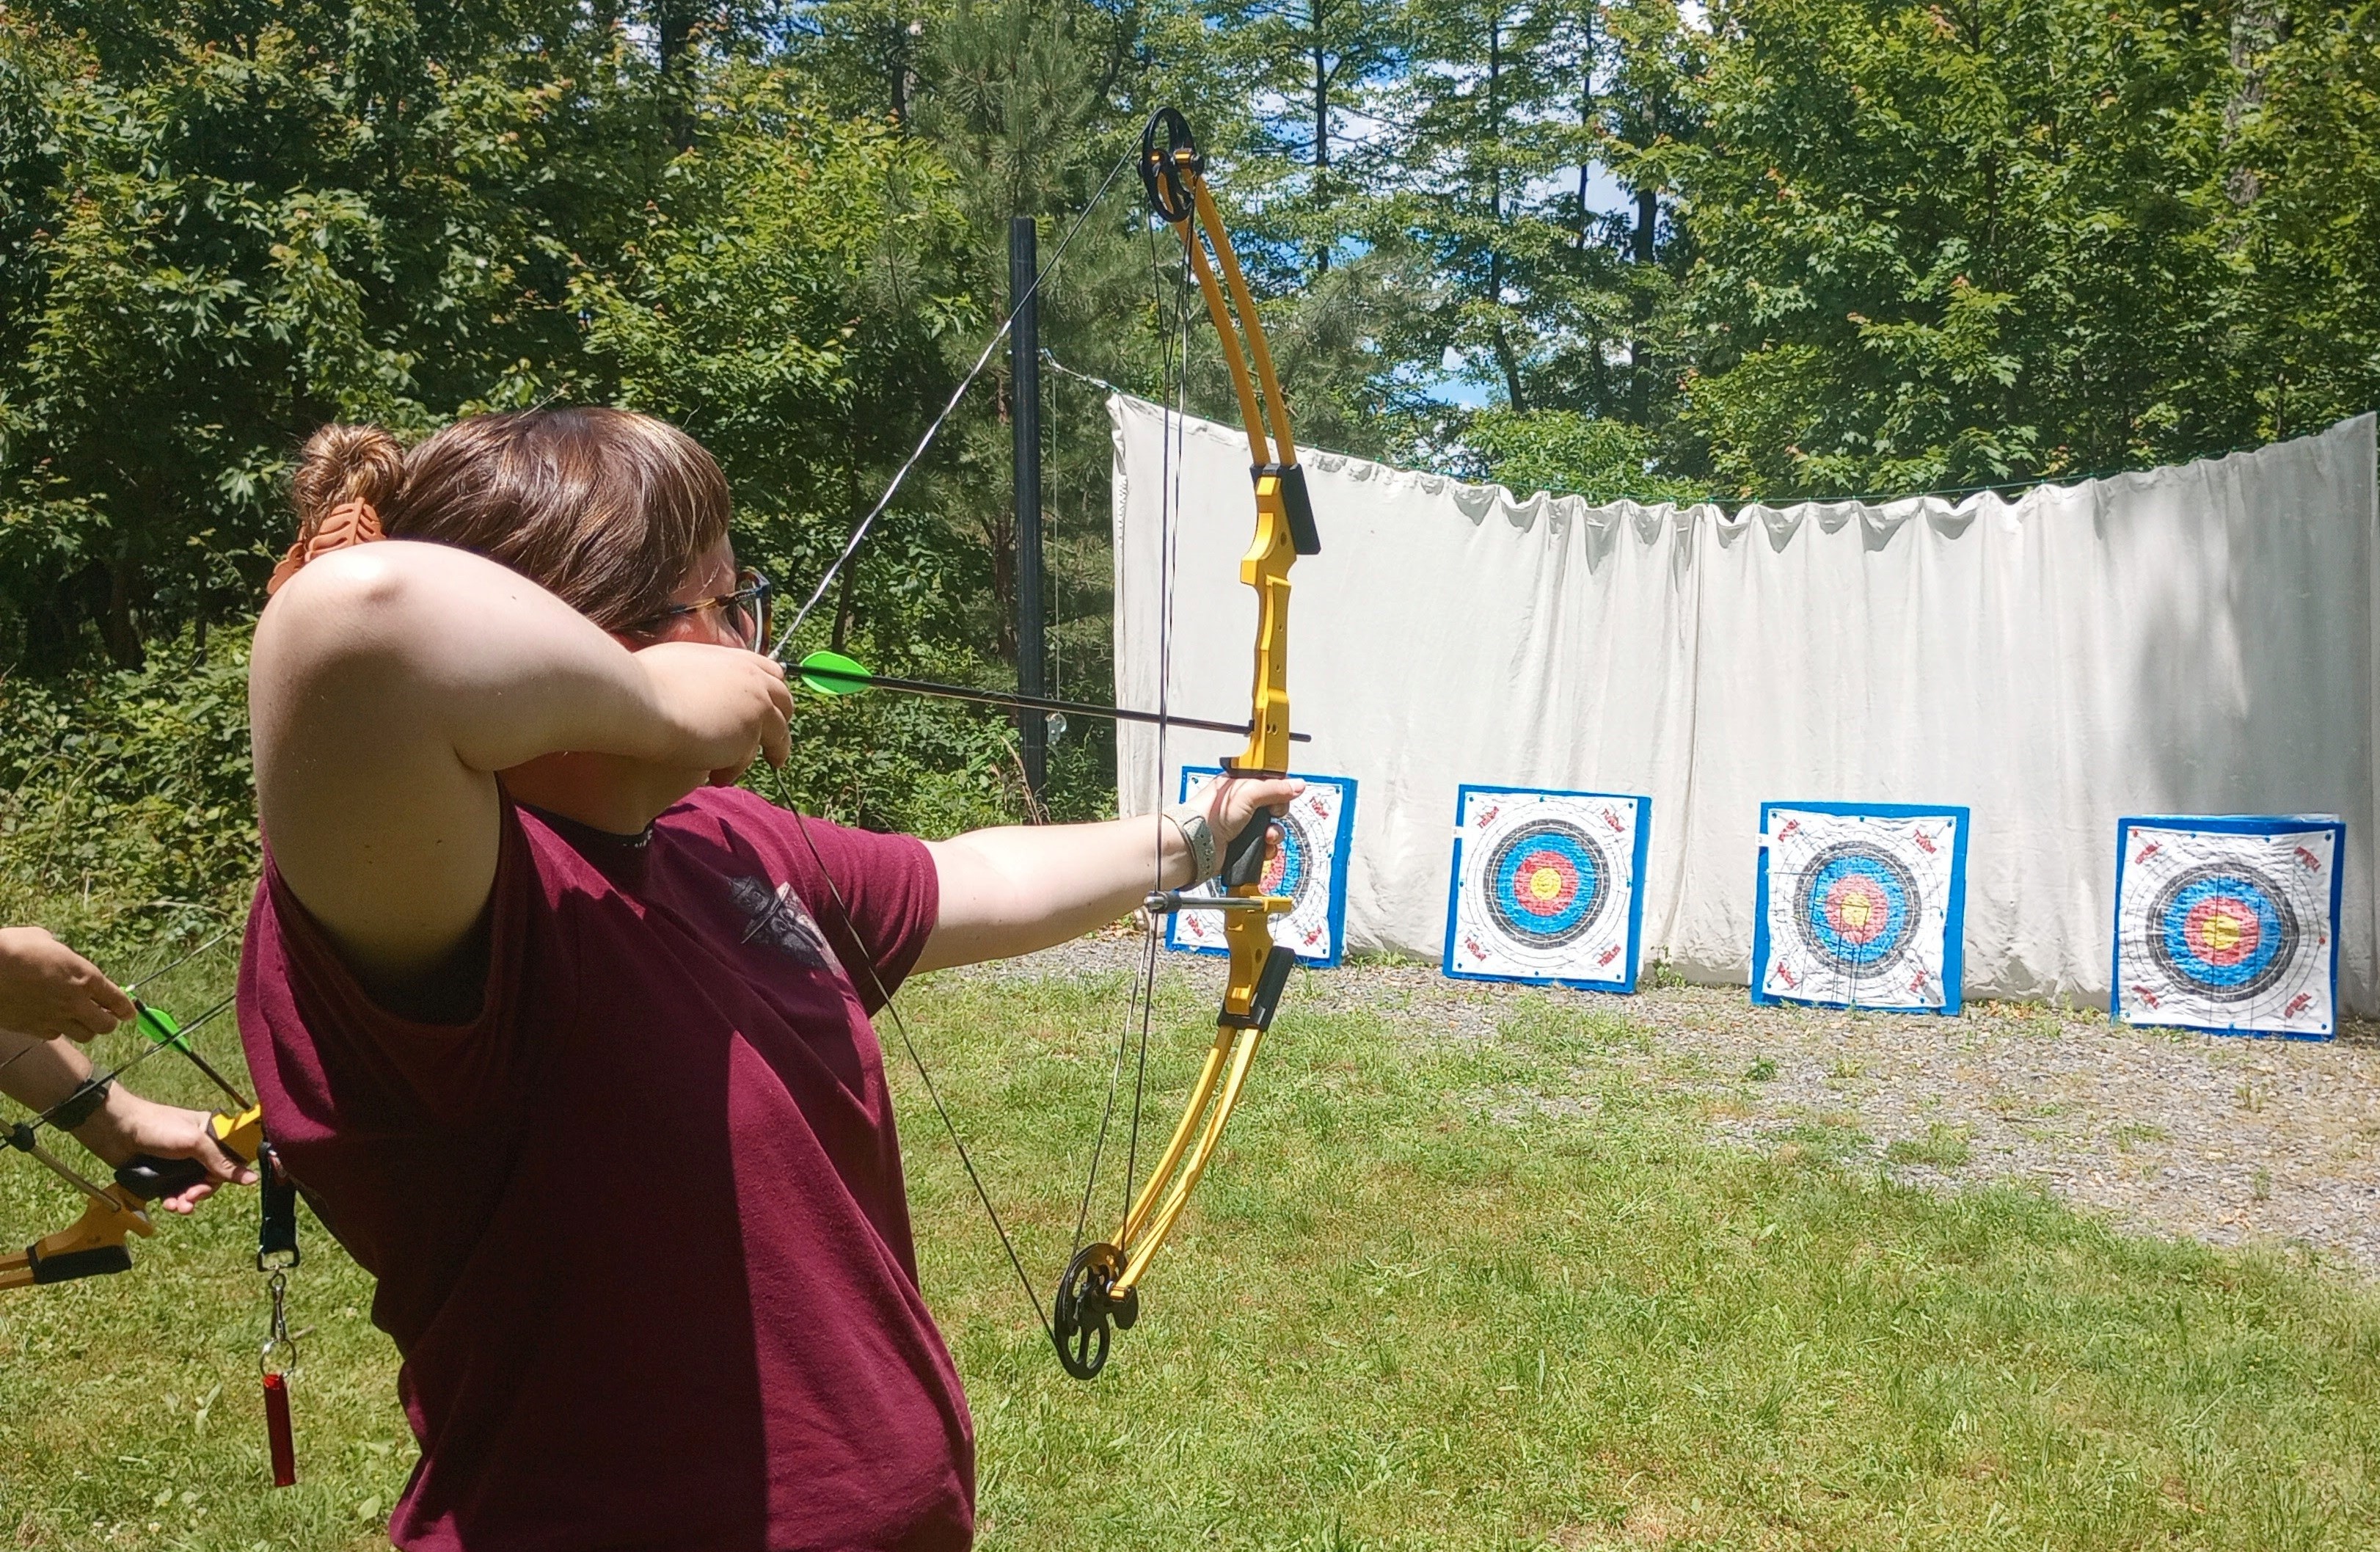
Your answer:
[770,106,1320,1380]
[1046,106,1322,1378]
[2,995,265,1289]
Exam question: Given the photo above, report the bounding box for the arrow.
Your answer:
[791,650,1310,744]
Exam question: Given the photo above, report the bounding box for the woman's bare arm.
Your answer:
[916,778,1297,972]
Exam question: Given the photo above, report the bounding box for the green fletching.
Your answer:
[136,1003,190,1053]
[797,650,872,698]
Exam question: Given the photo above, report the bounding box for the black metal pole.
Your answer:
[1010,215,1047,807]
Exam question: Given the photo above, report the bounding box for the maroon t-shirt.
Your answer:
[238,785,971,1551]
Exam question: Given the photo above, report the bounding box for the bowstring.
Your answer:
[11,991,238,1139]
[772,764,1056,1345]
[1128,232,1197,1225]
[1067,219,1192,1258]
[769,140,1140,662]
[751,144,1153,1349]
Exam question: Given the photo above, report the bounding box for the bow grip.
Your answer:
[114,1104,265,1200]
[1219,812,1272,890]
[116,1155,206,1199]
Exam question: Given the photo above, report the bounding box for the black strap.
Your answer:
[256,1140,300,1270]
[45,1076,112,1133]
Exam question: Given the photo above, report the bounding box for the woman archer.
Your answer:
[242,406,1290,1551]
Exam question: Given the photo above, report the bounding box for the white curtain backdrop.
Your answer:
[1111,397,2380,1013]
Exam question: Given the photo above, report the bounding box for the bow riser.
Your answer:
[2,1102,264,1291]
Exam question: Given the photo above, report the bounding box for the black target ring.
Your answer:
[2145,861,2299,1005]
[1481,820,1613,950]
[1792,841,1923,977]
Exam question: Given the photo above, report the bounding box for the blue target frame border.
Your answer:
[1162,765,1357,967]
[1441,784,1653,994]
[2110,814,2346,1041]
[1751,801,1972,1015]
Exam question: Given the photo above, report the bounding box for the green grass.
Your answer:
[1884,1124,1975,1171]
[7,951,2379,1550]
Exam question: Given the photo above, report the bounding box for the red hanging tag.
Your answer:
[262,1370,297,1487]
[259,1264,301,1487]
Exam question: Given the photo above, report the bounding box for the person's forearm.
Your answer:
[918,815,1194,969]
[0,1030,150,1165]
[0,1027,79,1112]
[254,541,672,780]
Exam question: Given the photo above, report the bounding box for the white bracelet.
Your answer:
[1164,806,1219,885]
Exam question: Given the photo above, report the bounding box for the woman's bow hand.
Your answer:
[1197,775,1304,872]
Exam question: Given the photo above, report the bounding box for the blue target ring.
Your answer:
[1263,809,1313,906]
[1484,821,1610,947]
[1796,842,1920,974]
[2148,864,2296,1003]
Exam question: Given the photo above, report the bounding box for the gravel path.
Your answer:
[955,936,2380,1278]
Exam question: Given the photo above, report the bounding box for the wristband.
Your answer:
[1165,806,1220,885]
[47,1075,112,1132]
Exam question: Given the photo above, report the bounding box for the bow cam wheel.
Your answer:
[1139,108,1201,225]
[1051,1242,1138,1380]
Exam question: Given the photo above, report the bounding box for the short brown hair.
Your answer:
[288,409,731,631]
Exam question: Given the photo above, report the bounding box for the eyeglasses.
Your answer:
[632,567,773,651]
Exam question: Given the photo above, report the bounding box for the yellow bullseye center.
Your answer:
[1528,867,1564,902]
[2201,912,2243,953]
[1838,895,1873,930]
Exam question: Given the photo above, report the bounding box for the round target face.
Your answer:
[1483,821,1611,948]
[1795,842,1921,975]
[1262,805,1313,906]
[2147,864,2299,1003]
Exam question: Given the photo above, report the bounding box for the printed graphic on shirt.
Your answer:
[729,876,839,972]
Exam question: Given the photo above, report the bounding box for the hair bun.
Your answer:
[273,424,404,594]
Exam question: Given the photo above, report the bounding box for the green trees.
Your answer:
[0,0,969,675]
[1,0,630,668]
[0,0,2373,750]
[1676,0,2380,497]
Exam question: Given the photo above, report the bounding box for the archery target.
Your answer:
[1754,806,1967,1012]
[2114,819,2340,1037]
[1164,768,1355,966]
[1445,787,1648,990]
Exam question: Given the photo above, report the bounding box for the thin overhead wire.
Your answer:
[770,141,1141,660]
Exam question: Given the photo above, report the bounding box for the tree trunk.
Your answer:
[100,556,145,670]
[1630,184,1658,419]
[654,0,702,152]
[1313,21,1331,273]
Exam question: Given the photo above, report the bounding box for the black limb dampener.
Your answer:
[1257,464,1321,556]
[1220,945,1296,1032]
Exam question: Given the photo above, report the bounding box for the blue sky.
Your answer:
[1426,161,1638,409]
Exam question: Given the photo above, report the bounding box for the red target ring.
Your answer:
[2180,896,2261,967]
[1821,875,1894,945]
[1509,848,1580,917]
